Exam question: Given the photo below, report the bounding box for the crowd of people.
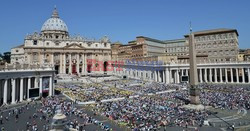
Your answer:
[0,96,113,131]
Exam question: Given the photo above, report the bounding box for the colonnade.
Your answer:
[0,76,54,105]
[114,64,250,84]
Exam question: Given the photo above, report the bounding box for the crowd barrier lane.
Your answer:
[78,101,96,105]
[101,97,125,102]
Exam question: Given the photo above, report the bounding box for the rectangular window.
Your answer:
[33,40,37,45]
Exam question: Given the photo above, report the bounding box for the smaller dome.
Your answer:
[41,7,68,32]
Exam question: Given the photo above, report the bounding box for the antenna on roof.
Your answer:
[189,21,192,33]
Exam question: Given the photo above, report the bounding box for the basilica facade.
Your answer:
[11,8,112,75]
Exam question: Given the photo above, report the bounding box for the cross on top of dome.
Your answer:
[51,5,59,18]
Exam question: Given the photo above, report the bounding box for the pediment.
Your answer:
[64,43,85,49]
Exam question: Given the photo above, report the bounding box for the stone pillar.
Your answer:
[214,68,217,83]
[49,76,53,96]
[204,68,207,82]
[199,69,203,83]
[236,68,239,83]
[39,77,43,97]
[20,78,24,102]
[225,68,228,83]
[230,68,233,83]
[154,70,157,82]
[158,70,161,82]
[165,68,169,84]
[209,68,212,82]
[181,69,184,76]
[219,68,223,83]
[27,77,31,99]
[63,53,66,74]
[3,79,8,104]
[60,53,63,74]
[69,54,72,74]
[77,53,80,74]
[242,68,245,83]
[11,79,16,104]
[35,77,38,88]
[169,70,172,83]
[176,70,180,83]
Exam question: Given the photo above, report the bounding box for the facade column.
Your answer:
[199,68,203,83]
[242,68,245,83]
[236,68,239,83]
[225,68,228,83]
[77,53,80,74]
[20,78,23,102]
[69,53,72,74]
[3,79,8,104]
[219,68,223,83]
[39,77,43,97]
[11,79,16,104]
[181,69,184,76]
[60,53,63,74]
[27,77,31,99]
[230,68,233,83]
[63,53,66,74]
[209,68,212,82]
[49,76,53,96]
[35,77,38,88]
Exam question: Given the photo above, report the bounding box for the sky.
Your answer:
[0,0,250,53]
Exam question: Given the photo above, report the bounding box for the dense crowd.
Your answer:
[0,96,112,131]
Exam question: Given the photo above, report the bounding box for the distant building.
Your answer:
[112,28,239,63]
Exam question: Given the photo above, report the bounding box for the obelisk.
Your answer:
[188,28,200,105]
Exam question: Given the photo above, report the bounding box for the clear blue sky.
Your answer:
[0,0,250,53]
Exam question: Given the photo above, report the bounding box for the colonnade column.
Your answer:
[11,79,16,104]
[176,70,180,83]
[242,68,245,83]
[204,68,207,82]
[236,68,239,83]
[219,68,223,83]
[225,68,228,83]
[49,76,53,96]
[20,78,23,102]
[158,70,161,82]
[165,68,169,84]
[39,77,43,97]
[163,70,165,83]
[3,79,8,104]
[154,70,157,82]
[230,68,233,83]
[199,69,203,83]
[209,68,212,82]
[214,68,217,83]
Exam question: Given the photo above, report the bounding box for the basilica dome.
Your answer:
[41,7,68,32]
